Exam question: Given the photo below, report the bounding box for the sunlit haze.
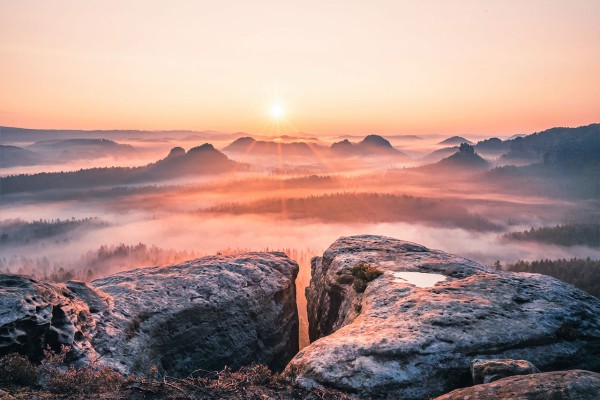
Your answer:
[1,2,599,393]
[1,0,599,136]
[271,104,285,119]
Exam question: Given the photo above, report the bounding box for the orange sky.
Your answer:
[1,0,599,136]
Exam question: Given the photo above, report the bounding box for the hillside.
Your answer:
[429,143,489,170]
[0,145,240,194]
[0,145,42,167]
[224,134,408,159]
[28,139,135,160]
[330,134,408,157]
[223,137,325,157]
[438,136,473,145]
[501,123,600,168]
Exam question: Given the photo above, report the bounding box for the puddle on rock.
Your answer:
[391,271,447,288]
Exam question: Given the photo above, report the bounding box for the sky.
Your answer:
[1,0,599,136]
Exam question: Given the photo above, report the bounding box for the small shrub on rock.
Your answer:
[351,263,383,293]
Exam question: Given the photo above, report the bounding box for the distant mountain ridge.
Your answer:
[438,136,473,145]
[501,124,600,169]
[28,138,135,161]
[0,145,241,194]
[0,126,241,143]
[421,143,489,171]
[0,145,42,168]
[1,139,136,168]
[334,134,423,141]
[330,134,408,157]
[223,137,324,157]
[422,124,599,165]
[224,134,408,159]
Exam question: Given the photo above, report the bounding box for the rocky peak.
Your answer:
[360,134,393,148]
[188,143,217,154]
[167,147,186,158]
[459,142,475,154]
[232,136,256,145]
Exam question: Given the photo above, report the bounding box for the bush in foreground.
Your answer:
[0,353,38,386]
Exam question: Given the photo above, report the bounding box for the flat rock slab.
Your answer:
[434,369,600,400]
[1,252,299,377]
[286,235,600,399]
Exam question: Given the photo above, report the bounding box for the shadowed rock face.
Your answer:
[0,252,299,377]
[91,252,299,376]
[0,275,98,363]
[434,370,600,400]
[286,235,600,399]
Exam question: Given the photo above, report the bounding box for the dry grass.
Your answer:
[0,351,351,400]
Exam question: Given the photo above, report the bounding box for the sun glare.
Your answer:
[270,104,284,119]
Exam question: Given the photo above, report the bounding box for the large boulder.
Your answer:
[434,370,600,400]
[285,235,600,399]
[0,252,299,377]
[91,252,299,376]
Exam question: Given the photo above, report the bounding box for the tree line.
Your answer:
[500,257,600,298]
[505,223,600,247]
[0,218,106,245]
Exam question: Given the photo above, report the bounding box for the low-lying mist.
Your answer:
[2,125,599,347]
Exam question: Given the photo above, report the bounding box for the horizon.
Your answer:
[2,121,598,141]
[1,2,600,398]
[1,1,599,136]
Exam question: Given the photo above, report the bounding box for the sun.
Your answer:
[270,104,284,119]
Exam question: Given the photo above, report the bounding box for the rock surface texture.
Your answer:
[434,370,600,400]
[0,252,299,377]
[471,358,540,384]
[286,235,600,399]
[0,275,98,363]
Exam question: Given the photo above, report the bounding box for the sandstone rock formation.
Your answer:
[434,370,600,400]
[471,358,540,384]
[0,275,97,363]
[286,235,600,399]
[91,252,299,376]
[0,252,299,377]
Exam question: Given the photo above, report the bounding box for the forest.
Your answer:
[502,258,600,298]
[203,192,503,232]
[505,223,600,247]
[0,243,199,282]
[0,218,107,245]
[0,145,238,194]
